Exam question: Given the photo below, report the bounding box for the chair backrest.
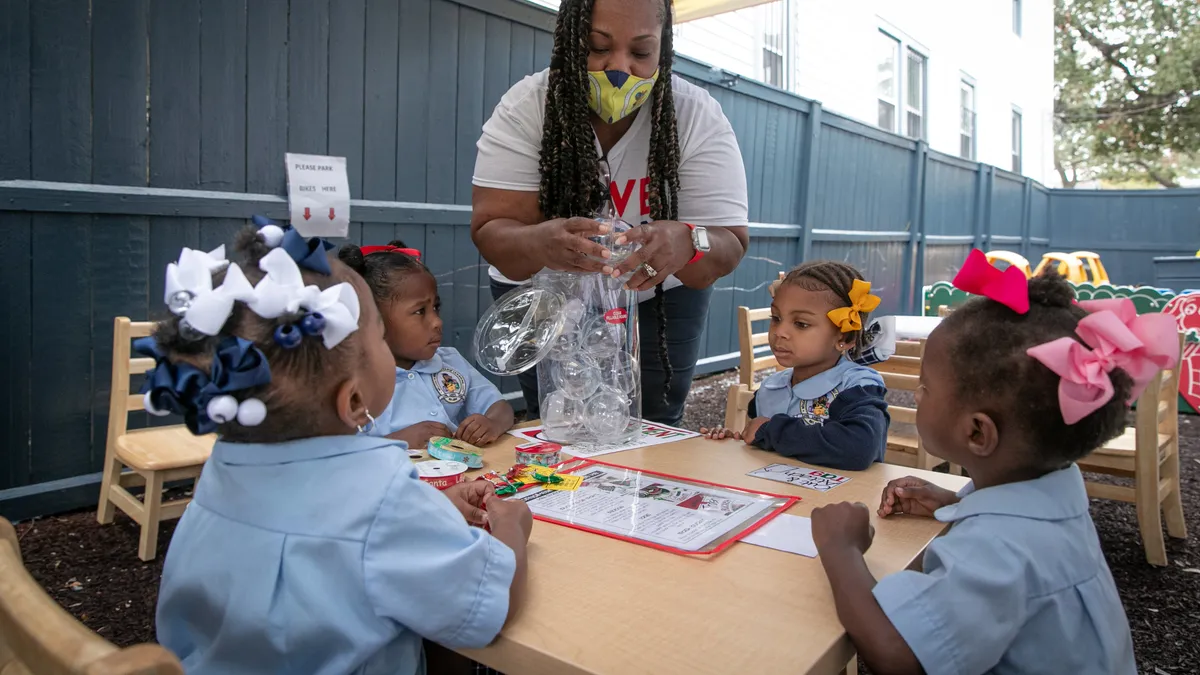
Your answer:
[106,318,158,446]
[1136,332,1184,441]
[0,518,184,675]
[870,339,925,428]
[723,383,756,431]
[736,306,778,390]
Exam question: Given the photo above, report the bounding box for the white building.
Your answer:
[672,0,1056,185]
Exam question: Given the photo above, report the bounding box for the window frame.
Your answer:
[904,48,928,141]
[876,30,902,133]
[959,78,976,160]
[1012,0,1022,36]
[1011,107,1023,174]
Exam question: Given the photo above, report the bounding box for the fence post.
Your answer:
[795,101,822,266]
[906,141,928,315]
[972,164,992,251]
[1020,177,1033,258]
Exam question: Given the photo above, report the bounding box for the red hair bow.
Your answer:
[952,249,1029,314]
[360,245,420,259]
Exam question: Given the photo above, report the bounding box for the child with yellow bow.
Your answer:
[701,261,891,470]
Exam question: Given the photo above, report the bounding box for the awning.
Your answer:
[674,0,778,23]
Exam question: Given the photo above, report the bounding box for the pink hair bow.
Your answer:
[1026,298,1179,424]
[952,249,1029,314]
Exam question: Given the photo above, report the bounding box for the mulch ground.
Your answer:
[11,368,1200,673]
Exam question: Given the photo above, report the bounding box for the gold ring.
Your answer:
[642,263,658,278]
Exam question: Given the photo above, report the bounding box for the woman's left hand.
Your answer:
[610,220,696,291]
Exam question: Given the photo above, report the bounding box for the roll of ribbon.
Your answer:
[428,436,485,468]
[515,441,562,467]
[414,460,468,490]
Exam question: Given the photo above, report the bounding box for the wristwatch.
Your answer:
[686,223,710,265]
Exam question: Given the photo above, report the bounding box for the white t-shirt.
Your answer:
[473,69,749,302]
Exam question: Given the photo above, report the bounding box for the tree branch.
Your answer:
[1068,19,1149,97]
[1132,159,1180,188]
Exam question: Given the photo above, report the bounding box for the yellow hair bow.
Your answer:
[827,279,881,332]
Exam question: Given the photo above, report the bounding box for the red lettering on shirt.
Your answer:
[610,180,634,216]
[639,177,650,216]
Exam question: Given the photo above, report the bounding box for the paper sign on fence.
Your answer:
[285,153,350,238]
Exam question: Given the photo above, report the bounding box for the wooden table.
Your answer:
[457,432,969,675]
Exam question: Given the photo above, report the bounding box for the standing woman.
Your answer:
[471,0,749,426]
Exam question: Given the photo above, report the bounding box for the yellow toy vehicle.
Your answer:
[1033,252,1088,283]
[984,251,1032,277]
[1069,251,1110,284]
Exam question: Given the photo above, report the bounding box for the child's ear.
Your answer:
[334,377,373,431]
[964,412,999,458]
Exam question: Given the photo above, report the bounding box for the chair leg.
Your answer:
[139,472,165,562]
[96,458,124,525]
[1135,473,1168,566]
[839,655,858,675]
[1162,443,1188,541]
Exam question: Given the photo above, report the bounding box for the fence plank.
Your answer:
[288,0,330,155]
[29,0,94,484]
[427,0,459,205]
[200,0,249,251]
[397,0,432,201]
[246,0,289,195]
[0,0,33,489]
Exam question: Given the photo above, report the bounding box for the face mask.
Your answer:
[587,69,659,124]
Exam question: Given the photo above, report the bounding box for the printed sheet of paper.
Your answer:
[285,153,350,238]
[507,421,699,459]
[748,464,851,492]
[741,514,817,558]
[512,465,776,552]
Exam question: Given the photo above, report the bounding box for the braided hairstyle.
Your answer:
[938,270,1132,466]
[149,227,364,443]
[336,240,430,302]
[539,0,681,404]
[779,260,873,357]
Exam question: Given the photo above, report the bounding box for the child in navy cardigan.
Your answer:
[702,261,890,470]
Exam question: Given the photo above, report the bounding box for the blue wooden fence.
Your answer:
[1,0,1197,519]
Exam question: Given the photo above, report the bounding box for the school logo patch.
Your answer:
[796,388,839,426]
[433,367,467,404]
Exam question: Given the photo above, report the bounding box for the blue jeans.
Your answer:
[489,279,713,427]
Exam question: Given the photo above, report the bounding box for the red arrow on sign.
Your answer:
[303,207,311,220]
[329,207,336,220]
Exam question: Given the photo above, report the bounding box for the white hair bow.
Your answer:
[164,245,228,314]
[183,263,255,336]
[248,248,361,349]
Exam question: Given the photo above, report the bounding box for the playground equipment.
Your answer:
[1070,251,1110,284]
[1033,252,1088,283]
[984,251,1032,277]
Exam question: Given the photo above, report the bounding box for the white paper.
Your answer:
[741,514,817,558]
[507,421,699,459]
[285,153,350,238]
[748,464,851,492]
[511,465,775,552]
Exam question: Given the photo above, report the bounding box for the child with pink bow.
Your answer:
[806,249,1173,675]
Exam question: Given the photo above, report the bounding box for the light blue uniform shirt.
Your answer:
[372,347,503,437]
[156,435,516,675]
[754,357,884,423]
[873,464,1136,675]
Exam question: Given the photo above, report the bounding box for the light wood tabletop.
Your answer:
[456,429,970,675]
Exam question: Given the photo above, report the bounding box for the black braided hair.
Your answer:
[938,269,1132,467]
[780,260,873,357]
[150,226,362,443]
[337,239,431,302]
[539,0,681,405]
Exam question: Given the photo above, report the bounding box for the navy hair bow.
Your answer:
[136,336,272,435]
[251,214,335,276]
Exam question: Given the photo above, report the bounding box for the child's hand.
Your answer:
[443,480,494,527]
[699,426,741,440]
[878,477,960,518]
[455,414,504,446]
[741,416,769,443]
[388,421,453,449]
[811,502,874,555]
[483,493,533,542]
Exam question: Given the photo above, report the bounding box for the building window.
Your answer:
[876,31,901,132]
[1011,109,1023,173]
[762,28,784,87]
[959,80,976,160]
[905,49,927,140]
[1012,0,1022,36]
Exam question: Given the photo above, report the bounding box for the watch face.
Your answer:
[695,227,711,251]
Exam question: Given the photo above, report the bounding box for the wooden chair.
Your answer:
[867,339,956,472]
[96,318,216,561]
[1077,333,1188,566]
[0,517,184,674]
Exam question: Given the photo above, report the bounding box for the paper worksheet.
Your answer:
[741,514,817,557]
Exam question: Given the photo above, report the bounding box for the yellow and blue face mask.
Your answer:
[587,69,659,124]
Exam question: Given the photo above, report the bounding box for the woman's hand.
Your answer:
[611,220,696,291]
[443,480,495,527]
[532,217,614,274]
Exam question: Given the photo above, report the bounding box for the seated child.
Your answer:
[702,261,889,470]
[810,251,1168,674]
[338,241,515,448]
[151,225,532,675]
